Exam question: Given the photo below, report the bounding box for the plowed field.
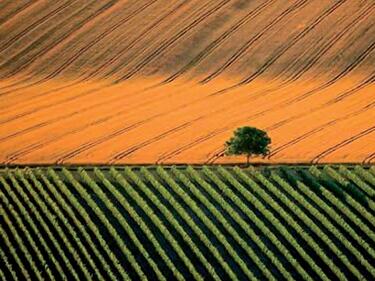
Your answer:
[0,0,374,164]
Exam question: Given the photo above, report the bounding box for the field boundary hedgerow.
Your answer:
[0,162,373,169]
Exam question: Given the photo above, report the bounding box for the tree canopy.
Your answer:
[225,126,271,164]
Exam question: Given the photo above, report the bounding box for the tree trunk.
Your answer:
[246,154,250,166]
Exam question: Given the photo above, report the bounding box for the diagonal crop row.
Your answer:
[0,188,54,281]
[287,169,375,256]
[123,166,222,281]
[354,166,375,188]
[208,166,316,281]
[23,168,106,281]
[253,169,357,280]
[193,166,289,280]
[155,166,248,281]
[12,170,93,281]
[298,169,375,244]
[232,166,334,281]
[187,166,304,281]
[47,168,129,281]
[271,171,374,278]
[0,246,18,281]
[173,166,267,281]
[339,166,374,197]
[109,167,202,281]
[323,166,374,209]
[310,166,375,227]
[102,167,188,281]
[0,174,66,280]
[370,166,375,177]
[0,201,43,281]
[33,168,118,281]
[0,210,31,281]
[87,168,166,281]
[3,172,81,281]
[60,168,137,280]
[0,165,373,281]
[139,166,236,281]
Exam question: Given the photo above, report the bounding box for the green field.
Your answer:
[0,165,374,281]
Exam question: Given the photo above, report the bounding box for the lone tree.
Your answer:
[225,126,271,165]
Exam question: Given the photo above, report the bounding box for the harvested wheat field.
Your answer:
[0,0,374,164]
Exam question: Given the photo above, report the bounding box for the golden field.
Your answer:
[0,0,374,164]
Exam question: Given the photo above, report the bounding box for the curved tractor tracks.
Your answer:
[0,0,374,164]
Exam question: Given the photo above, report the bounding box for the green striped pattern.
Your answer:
[0,165,374,281]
